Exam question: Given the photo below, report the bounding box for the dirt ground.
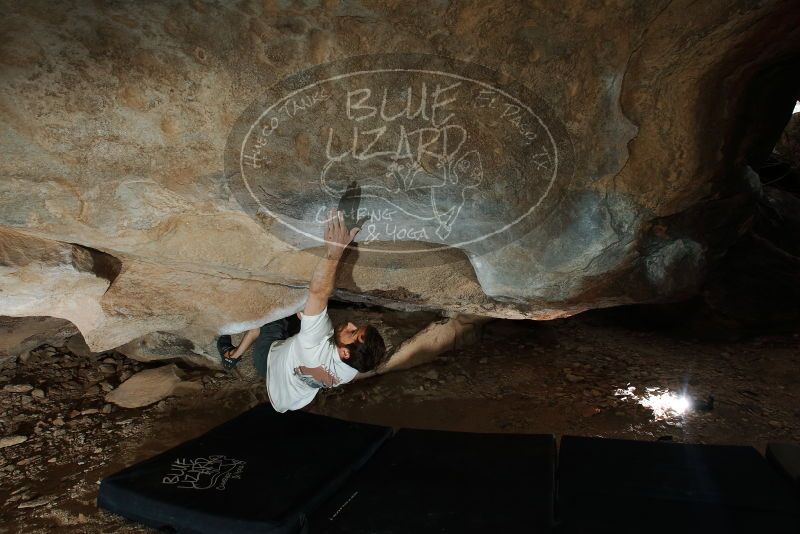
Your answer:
[1,306,798,533]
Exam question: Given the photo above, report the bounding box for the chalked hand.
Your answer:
[324,208,360,259]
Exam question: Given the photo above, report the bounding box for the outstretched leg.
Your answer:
[354,314,489,380]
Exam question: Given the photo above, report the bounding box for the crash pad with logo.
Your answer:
[97,404,391,534]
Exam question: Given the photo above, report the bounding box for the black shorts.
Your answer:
[252,314,300,378]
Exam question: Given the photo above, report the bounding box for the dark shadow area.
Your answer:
[72,243,123,285]
[608,62,800,342]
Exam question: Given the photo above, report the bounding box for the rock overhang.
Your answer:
[0,0,799,358]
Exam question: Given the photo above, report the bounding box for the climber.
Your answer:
[215,208,388,412]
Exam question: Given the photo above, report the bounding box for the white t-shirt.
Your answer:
[265,307,358,413]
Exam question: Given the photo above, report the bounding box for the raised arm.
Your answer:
[304,208,360,316]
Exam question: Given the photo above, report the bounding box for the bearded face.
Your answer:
[333,321,365,347]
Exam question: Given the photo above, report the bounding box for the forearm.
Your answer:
[308,252,342,298]
[305,208,357,315]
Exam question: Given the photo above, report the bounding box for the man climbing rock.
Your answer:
[216,208,387,412]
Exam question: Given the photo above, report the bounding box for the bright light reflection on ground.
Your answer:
[614,385,691,424]
[794,100,800,114]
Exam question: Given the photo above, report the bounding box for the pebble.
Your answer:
[479,357,488,364]
[102,403,113,414]
[18,496,53,509]
[422,369,439,380]
[98,364,116,375]
[52,418,65,427]
[3,384,33,393]
[81,408,99,415]
[31,388,45,398]
[565,373,583,383]
[0,435,27,449]
[581,406,601,417]
[769,420,783,428]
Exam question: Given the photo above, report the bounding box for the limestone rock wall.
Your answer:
[1,0,799,359]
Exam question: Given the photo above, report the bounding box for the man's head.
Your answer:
[333,321,387,373]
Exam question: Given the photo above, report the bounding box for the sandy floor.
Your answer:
[1,306,798,532]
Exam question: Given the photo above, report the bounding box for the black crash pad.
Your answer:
[308,428,556,533]
[767,442,800,488]
[558,435,800,533]
[98,405,391,534]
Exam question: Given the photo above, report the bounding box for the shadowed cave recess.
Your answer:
[1,0,799,532]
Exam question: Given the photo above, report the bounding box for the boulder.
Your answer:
[0,316,79,364]
[105,364,188,408]
[116,331,220,368]
[64,333,94,358]
[0,1,799,358]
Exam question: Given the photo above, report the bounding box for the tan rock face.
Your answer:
[1,1,799,360]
